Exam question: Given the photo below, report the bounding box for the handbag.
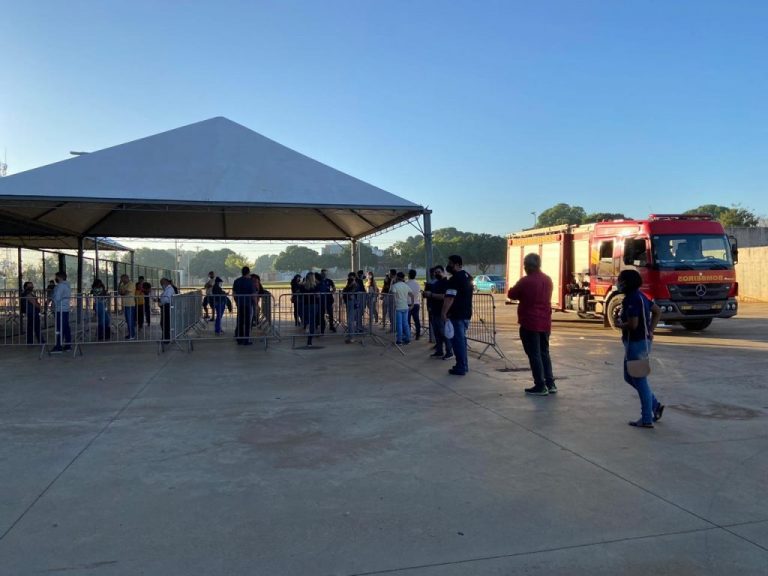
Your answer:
[626,295,651,378]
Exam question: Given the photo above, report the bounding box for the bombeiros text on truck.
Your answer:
[505,214,739,331]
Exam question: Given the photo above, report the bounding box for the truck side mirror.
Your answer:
[729,235,738,264]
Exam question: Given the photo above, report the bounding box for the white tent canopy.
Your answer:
[0,117,424,241]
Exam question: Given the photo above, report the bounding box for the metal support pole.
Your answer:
[94,237,100,279]
[423,209,434,272]
[130,249,135,281]
[42,251,46,289]
[17,247,23,318]
[58,252,66,275]
[77,237,84,324]
[350,239,357,273]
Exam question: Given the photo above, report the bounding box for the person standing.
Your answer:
[135,276,147,329]
[22,282,44,345]
[232,266,254,345]
[141,278,152,328]
[118,274,137,340]
[390,272,412,345]
[406,269,422,340]
[159,278,175,344]
[441,255,473,375]
[341,272,364,343]
[290,274,303,326]
[507,253,556,395]
[91,278,111,341]
[202,271,215,319]
[424,265,453,359]
[319,269,337,333]
[365,272,379,324]
[50,271,72,353]
[615,269,664,428]
[211,276,228,335]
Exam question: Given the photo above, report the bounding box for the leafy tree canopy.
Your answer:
[536,203,586,227]
[582,212,627,224]
[685,204,759,227]
[273,246,320,272]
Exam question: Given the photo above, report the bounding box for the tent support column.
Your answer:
[130,250,135,282]
[423,209,433,273]
[350,239,357,272]
[17,248,23,318]
[94,237,100,280]
[77,237,84,324]
[58,253,66,275]
[42,251,46,291]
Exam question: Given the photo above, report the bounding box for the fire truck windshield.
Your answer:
[651,234,734,270]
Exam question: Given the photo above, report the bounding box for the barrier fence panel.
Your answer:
[465,293,504,359]
[171,292,275,351]
[274,291,398,349]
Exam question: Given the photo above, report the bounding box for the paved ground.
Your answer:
[1,302,766,575]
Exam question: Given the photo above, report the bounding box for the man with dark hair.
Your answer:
[118,273,137,340]
[232,266,254,345]
[406,269,422,340]
[441,255,473,375]
[202,271,215,319]
[50,271,72,353]
[424,265,453,359]
[507,253,556,395]
[319,269,337,333]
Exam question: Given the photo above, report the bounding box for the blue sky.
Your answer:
[1,0,766,253]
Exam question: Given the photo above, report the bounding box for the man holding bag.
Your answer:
[615,269,664,428]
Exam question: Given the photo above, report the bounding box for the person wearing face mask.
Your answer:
[615,269,663,428]
[423,265,453,359]
[441,255,473,375]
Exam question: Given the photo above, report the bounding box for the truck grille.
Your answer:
[668,283,731,301]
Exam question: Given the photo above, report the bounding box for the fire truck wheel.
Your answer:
[681,319,712,331]
[606,295,624,330]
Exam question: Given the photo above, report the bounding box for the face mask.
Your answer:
[617,282,626,293]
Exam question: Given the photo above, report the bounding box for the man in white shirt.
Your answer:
[159,278,176,343]
[390,272,412,345]
[50,271,72,353]
[406,269,422,340]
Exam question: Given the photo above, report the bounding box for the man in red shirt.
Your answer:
[507,253,556,395]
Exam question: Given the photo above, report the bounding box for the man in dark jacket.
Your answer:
[441,255,473,375]
[233,266,255,345]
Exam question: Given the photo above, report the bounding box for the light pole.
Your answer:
[531,211,537,227]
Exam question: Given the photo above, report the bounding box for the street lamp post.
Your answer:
[531,211,537,227]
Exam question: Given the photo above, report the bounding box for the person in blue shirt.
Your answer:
[615,269,664,428]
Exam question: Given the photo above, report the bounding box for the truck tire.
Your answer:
[606,295,624,330]
[681,319,713,331]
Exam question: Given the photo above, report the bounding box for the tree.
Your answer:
[685,204,759,227]
[189,248,238,278]
[536,203,586,227]
[253,253,278,275]
[122,248,176,270]
[273,246,320,272]
[582,212,627,224]
[463,233,506,273]
[224,252,252,274]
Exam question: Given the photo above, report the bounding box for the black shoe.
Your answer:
[63,345,72,351]
[525,386,549,396]
[448,367,466,376]
[546,383,558,394]
[442,353,454,360]
[430,351,444,358]
[50,347,63,354]
[654,404,665,422]
[629,419,654,428]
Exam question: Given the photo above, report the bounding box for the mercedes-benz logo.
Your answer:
[695,284,707,297]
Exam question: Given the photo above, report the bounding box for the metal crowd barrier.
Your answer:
[171,292,275,351]
[272,291,400,350]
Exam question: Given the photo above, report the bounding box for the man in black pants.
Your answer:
[233,266,255,345]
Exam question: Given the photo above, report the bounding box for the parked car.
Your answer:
[473,274,506,293]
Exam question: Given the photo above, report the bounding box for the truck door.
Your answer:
[592,238,618,296]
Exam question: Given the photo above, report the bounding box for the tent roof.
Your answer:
[0,117,423,240]
[0,236,130,251]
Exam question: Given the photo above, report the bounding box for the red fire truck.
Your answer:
[506,215,739,331]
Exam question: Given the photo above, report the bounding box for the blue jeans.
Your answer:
[214,300,226,334]
[124,306,136,339]
[55,311,71,348]
[624,340,660,424]
[450,318,470,373]
[396,309,411,343]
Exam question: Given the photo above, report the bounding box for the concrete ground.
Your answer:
[1,302,766,575]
